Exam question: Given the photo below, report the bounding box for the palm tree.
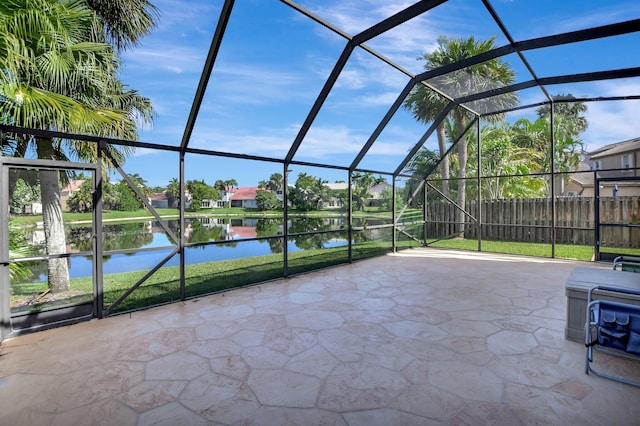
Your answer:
[406,36,519,236]
[404,83,451,197]
[512,97,587,175]
[8,217,33,281]
[0,0,156,292]
[266,173,284,192]
[86,0,160,50]
[128,173,152,197]
[165,178,181,208]
[467,123,545,199]
[404,147,440,206]
[352,172,375,211]
[536,95,588,139]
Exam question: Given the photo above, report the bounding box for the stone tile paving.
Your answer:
[1,248,639,425]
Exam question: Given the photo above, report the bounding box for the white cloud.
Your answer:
[584,101,640,150]
[551,3,640,35]
[301,0,444,71]
[579,80,640,150]
[358,90,405,107]
[123,46,207,75]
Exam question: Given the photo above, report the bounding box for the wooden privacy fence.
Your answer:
[424,196,640,248]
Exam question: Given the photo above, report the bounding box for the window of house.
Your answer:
[621,154,633,170]
[591,160,602,170]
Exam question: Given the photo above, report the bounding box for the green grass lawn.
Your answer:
[11,231,634,316]
[428,238,593,260]
[10,239,412,313]
[429,238,640,261]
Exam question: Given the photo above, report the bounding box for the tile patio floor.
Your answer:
[1,248,639,425]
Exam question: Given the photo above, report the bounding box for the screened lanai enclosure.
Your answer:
[2,0,640,339]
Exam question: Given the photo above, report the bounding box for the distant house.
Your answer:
[60,179,86,210]
[150,192,169,208]
[367,182,392,207]
[215,186,236,208]
[564,137,640,197]
[323,182,348,209]
[587,137,640,178]
[231,187,261,208]
[563,162,594,197]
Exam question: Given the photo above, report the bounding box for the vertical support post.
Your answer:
[476,119,482,252]
[348,169,353,263]
[283,164,290,277]
[594,172,600,261]
[95,142,104,318]
[550,102,556,258]
[179,154,186,300]
[423,181,427,245]
[0,157,10,340]
[392,175,397,252]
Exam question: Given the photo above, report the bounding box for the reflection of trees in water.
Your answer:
[290,217,342,233]
[186,219,227,245]
[255,219,284,253]
[68,222,153,254]
[55,216,369,261]
[290,218,345,251]
[256,218,280,237]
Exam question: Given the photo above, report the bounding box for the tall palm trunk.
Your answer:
[37,140,70,292]
[436,123,449,197]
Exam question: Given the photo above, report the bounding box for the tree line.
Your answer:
[403,36,588,238]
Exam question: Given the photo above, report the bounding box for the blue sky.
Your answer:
[117,0,640,188]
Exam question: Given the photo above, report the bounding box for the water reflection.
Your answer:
[20,216,382,280]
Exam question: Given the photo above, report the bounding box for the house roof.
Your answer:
[589,137,640,159]
[368,182,392,193]
[61,179,86,194]
[231,187,261,200]
[151,192,168,201]
[325,182,349,191]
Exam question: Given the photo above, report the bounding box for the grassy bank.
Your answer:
[13,235,633,316]
[11,239,413,313]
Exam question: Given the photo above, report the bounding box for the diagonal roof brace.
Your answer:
[414,18,640,84]
[455,66,640,106]
[179,0,235,153]
[352,0,448,45]
[285,0,449,164]
[350,81,415,171]
[394,102,456,176]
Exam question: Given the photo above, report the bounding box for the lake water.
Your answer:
[22,216,385,281]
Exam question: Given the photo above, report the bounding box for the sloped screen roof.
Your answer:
[4,0,640,186]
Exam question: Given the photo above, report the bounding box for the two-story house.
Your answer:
[564,137,640,197]
[587,137,640,178]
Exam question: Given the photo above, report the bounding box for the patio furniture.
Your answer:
[613,255,640,273]
[565,267,640,342]
[585,285,640,388]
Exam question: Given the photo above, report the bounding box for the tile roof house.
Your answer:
[230,187,262,208]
